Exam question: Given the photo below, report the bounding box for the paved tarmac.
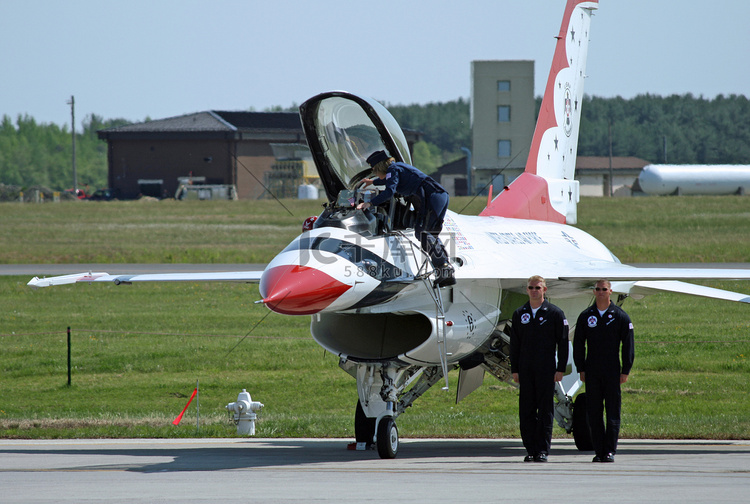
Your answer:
[1,438,748,503]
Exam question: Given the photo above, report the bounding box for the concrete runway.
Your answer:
[1,438,748,503]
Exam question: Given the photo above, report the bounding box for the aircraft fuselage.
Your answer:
[259,208,617,368]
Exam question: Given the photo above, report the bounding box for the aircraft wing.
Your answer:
[541,264,750,303]
[628,280,750,303]
[556,264,750,283]
[27,270,263,288]
[465,262,750,303]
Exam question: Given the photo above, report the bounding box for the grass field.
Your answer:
[1,196,749,440]
[3,195,749,264]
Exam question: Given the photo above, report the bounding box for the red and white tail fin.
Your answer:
[480,0,598,224]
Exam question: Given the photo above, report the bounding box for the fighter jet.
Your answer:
[29,0,750,458]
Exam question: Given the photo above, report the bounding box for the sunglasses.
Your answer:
[594,287,609,291]
[527,286,543,290]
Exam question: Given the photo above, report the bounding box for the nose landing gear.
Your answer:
[376,417,399,459]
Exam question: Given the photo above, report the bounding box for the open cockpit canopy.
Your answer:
[299,91,412,203]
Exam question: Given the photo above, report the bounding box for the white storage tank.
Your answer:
[298,184,319,199]
[638,165,750,195]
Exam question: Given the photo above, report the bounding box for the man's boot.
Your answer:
[435,263,456,288]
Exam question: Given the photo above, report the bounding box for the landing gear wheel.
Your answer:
[573,392,594,451]
[376,417,399,459]
[355,400,376,445]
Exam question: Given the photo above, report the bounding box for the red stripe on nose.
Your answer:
[260,264,351,315]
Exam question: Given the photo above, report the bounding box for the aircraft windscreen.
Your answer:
[314,97,387,188]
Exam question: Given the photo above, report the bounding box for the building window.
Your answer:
[498,140,511,158]
[491,173,506,189]
[497,80,510,92]
[498,105,510,122]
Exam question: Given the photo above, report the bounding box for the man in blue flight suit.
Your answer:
[509,275,570,462]
[356,150,455,287]
[573,279,635,463]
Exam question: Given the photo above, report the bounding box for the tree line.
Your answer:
[1,94,748,193]
[577,94,750,164]
[0,114,129,193]
[390,93,750,171]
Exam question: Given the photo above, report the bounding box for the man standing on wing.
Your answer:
[356,150,455,287]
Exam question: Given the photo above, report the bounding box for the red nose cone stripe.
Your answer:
[260,264,351,315]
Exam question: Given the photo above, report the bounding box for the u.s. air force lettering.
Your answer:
[486,232,548,245]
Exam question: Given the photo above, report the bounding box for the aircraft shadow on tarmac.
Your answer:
[2,439,745,472]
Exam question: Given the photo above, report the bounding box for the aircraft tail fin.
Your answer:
[480,0,598,224]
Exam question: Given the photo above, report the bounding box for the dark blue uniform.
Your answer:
[371,162,450,268]
[573,301,635,458]
[510,300,570,458]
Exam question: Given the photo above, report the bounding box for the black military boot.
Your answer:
[435,264,456,288]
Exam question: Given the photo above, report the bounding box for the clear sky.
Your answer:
[2,0,748,128]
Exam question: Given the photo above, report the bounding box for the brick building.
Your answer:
[97,111,305,200]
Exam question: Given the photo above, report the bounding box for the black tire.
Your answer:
[376,417,399,459]
[355,400,376,445]
[573,392,594,451]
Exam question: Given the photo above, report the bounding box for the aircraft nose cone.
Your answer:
[259,264,352,315]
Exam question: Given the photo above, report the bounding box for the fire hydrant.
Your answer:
[225,389,264,436]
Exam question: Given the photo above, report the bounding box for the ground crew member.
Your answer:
[356,150,455,287]
[573,279,635,463]
[509,275,570,462]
